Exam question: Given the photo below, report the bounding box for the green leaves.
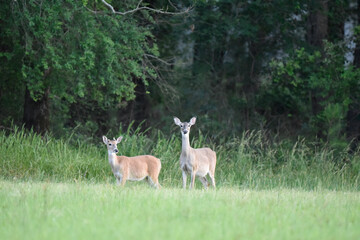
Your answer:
[21,1,154,97]
[0,0,161,134]
[268,41,360,142]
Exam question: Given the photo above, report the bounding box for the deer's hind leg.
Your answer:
[208,171,216,188]
[199,176,209,189]
[147,175,161,189]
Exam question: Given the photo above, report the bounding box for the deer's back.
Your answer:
[194,147,216,162]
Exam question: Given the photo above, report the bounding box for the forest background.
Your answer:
[1,0,360,150]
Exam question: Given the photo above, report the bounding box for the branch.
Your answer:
[142,54,180,103]
[0,125,14,132]
[144,54,173,66]
[101,0,192,16]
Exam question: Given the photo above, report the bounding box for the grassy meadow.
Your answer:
[0,127,360,239]
[1,181,359,240]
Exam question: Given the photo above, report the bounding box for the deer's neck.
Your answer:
[108,152,117,166]
[181,133,192,155]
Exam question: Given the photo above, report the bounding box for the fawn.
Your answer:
[102,136,161,188]
[174,117,216,189]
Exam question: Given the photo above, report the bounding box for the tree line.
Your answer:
[1,0,360,147]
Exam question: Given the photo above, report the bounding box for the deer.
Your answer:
[102,136,161,189]
[173,117,216,189]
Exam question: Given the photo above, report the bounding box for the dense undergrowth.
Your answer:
[0,126,359,190]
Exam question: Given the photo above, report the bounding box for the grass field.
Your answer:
[0,128,360,239]
[0,180,359,240]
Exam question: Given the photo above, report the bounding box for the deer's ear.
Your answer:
[102,136,108,144]
[189,117,197,126]
[116,136,123,143]
[174,117,182,126]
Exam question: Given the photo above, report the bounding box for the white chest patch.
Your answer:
[108,153,117,166]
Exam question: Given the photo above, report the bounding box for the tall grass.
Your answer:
[0,126,359,190]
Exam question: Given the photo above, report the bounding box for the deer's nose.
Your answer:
[183,130,188,134]
[114,149,119,153]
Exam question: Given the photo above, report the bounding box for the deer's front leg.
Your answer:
[113,172,121,185]
[182,171,187,189]
[119,171,127,187]
[120,176,127,186]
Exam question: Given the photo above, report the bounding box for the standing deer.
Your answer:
[102,136,161,188]
[174,117,216,189]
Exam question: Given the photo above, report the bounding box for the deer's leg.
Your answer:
[199,176,209,189]
[154,180,161,189]
[148,175,161,189]
[120,178,126,186]
[209,172,216,189]
[120,172,127,187]
[113,172,121,185]
[145,176,151,185]
[182,171,187,189]
[190,170,196,189]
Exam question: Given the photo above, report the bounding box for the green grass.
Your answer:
[0,127,359,190]
[1,127,359,239]
[0,180,359,240]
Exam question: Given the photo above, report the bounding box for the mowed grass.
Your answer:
[0,180,359,240]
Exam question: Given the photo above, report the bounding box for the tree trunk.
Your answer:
[346,0,360,144]
[306,0,328,139]
[354,0,360,68]
[306,0,328,47]
[23,86,50,134]
[116,78,150,130]
[328,1,347,42]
